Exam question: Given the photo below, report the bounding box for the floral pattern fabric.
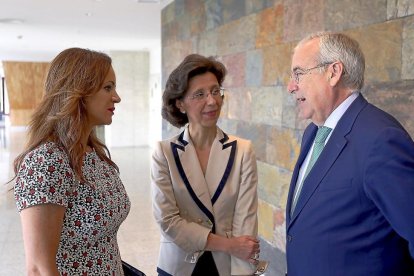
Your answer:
[15,142,130,275]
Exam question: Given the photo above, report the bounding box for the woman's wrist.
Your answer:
[205,233,231,254]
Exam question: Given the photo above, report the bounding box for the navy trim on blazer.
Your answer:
[170,130,238,233]
[178,130,188,146]
[157,267,173,276]
[171,132,216,233]
[211,137,237,205]
[219,132,229,144]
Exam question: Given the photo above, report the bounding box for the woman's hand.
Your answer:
[205,233,260,264]
[227,235,260,264]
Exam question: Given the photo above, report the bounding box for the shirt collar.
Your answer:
[324,92,359,130]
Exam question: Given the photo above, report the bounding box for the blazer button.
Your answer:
[287,235,292,242]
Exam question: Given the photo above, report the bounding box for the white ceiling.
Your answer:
[0,0,172,62]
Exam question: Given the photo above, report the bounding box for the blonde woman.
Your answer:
[13,48,130,275]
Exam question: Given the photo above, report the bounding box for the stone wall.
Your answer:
[161,1,414,274]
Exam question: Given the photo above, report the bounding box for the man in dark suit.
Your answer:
[285,31,414,275]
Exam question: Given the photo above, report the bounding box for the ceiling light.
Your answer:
[0,18,25,24]
[85,12,93,17]
[133,0,160,3]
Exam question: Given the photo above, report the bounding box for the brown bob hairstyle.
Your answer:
[162,54,227,128]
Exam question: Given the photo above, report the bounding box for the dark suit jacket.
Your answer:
[286,94,414,275]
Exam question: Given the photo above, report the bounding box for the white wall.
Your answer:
[149,45,162,147]
[107,51,150,147]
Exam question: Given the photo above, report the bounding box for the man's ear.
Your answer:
[328,61,343,86]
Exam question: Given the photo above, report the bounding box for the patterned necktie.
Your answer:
[291,126,332,215]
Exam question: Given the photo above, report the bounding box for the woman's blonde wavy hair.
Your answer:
[13,47,118,183]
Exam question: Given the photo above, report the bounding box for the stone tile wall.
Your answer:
[161,0,414,274]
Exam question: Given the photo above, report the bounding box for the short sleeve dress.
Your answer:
[14,142,131,275]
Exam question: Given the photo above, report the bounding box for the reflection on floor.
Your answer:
[0,124,160,276]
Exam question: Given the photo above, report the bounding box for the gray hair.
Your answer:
[297,32,365,90]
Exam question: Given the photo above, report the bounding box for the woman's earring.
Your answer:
[181,110,186,114]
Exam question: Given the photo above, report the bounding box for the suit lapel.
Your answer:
[288,94,368,228]
[170,129,215,229]
[170,127,238,233]
[286,125,317,223]
[206,130,237,205]
[289,132,347,225]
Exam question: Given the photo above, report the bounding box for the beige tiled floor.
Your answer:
[0,123,160,276]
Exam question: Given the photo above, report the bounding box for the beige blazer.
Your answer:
[151,126,258,276]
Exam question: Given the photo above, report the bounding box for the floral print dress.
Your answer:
[15,142,130,275]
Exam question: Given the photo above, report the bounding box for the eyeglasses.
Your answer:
[290,62,332,84]
[186,87,225,101]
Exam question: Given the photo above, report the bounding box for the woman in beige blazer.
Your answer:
[151,54,260,276]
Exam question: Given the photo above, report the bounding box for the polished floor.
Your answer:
[0,120,160,275]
